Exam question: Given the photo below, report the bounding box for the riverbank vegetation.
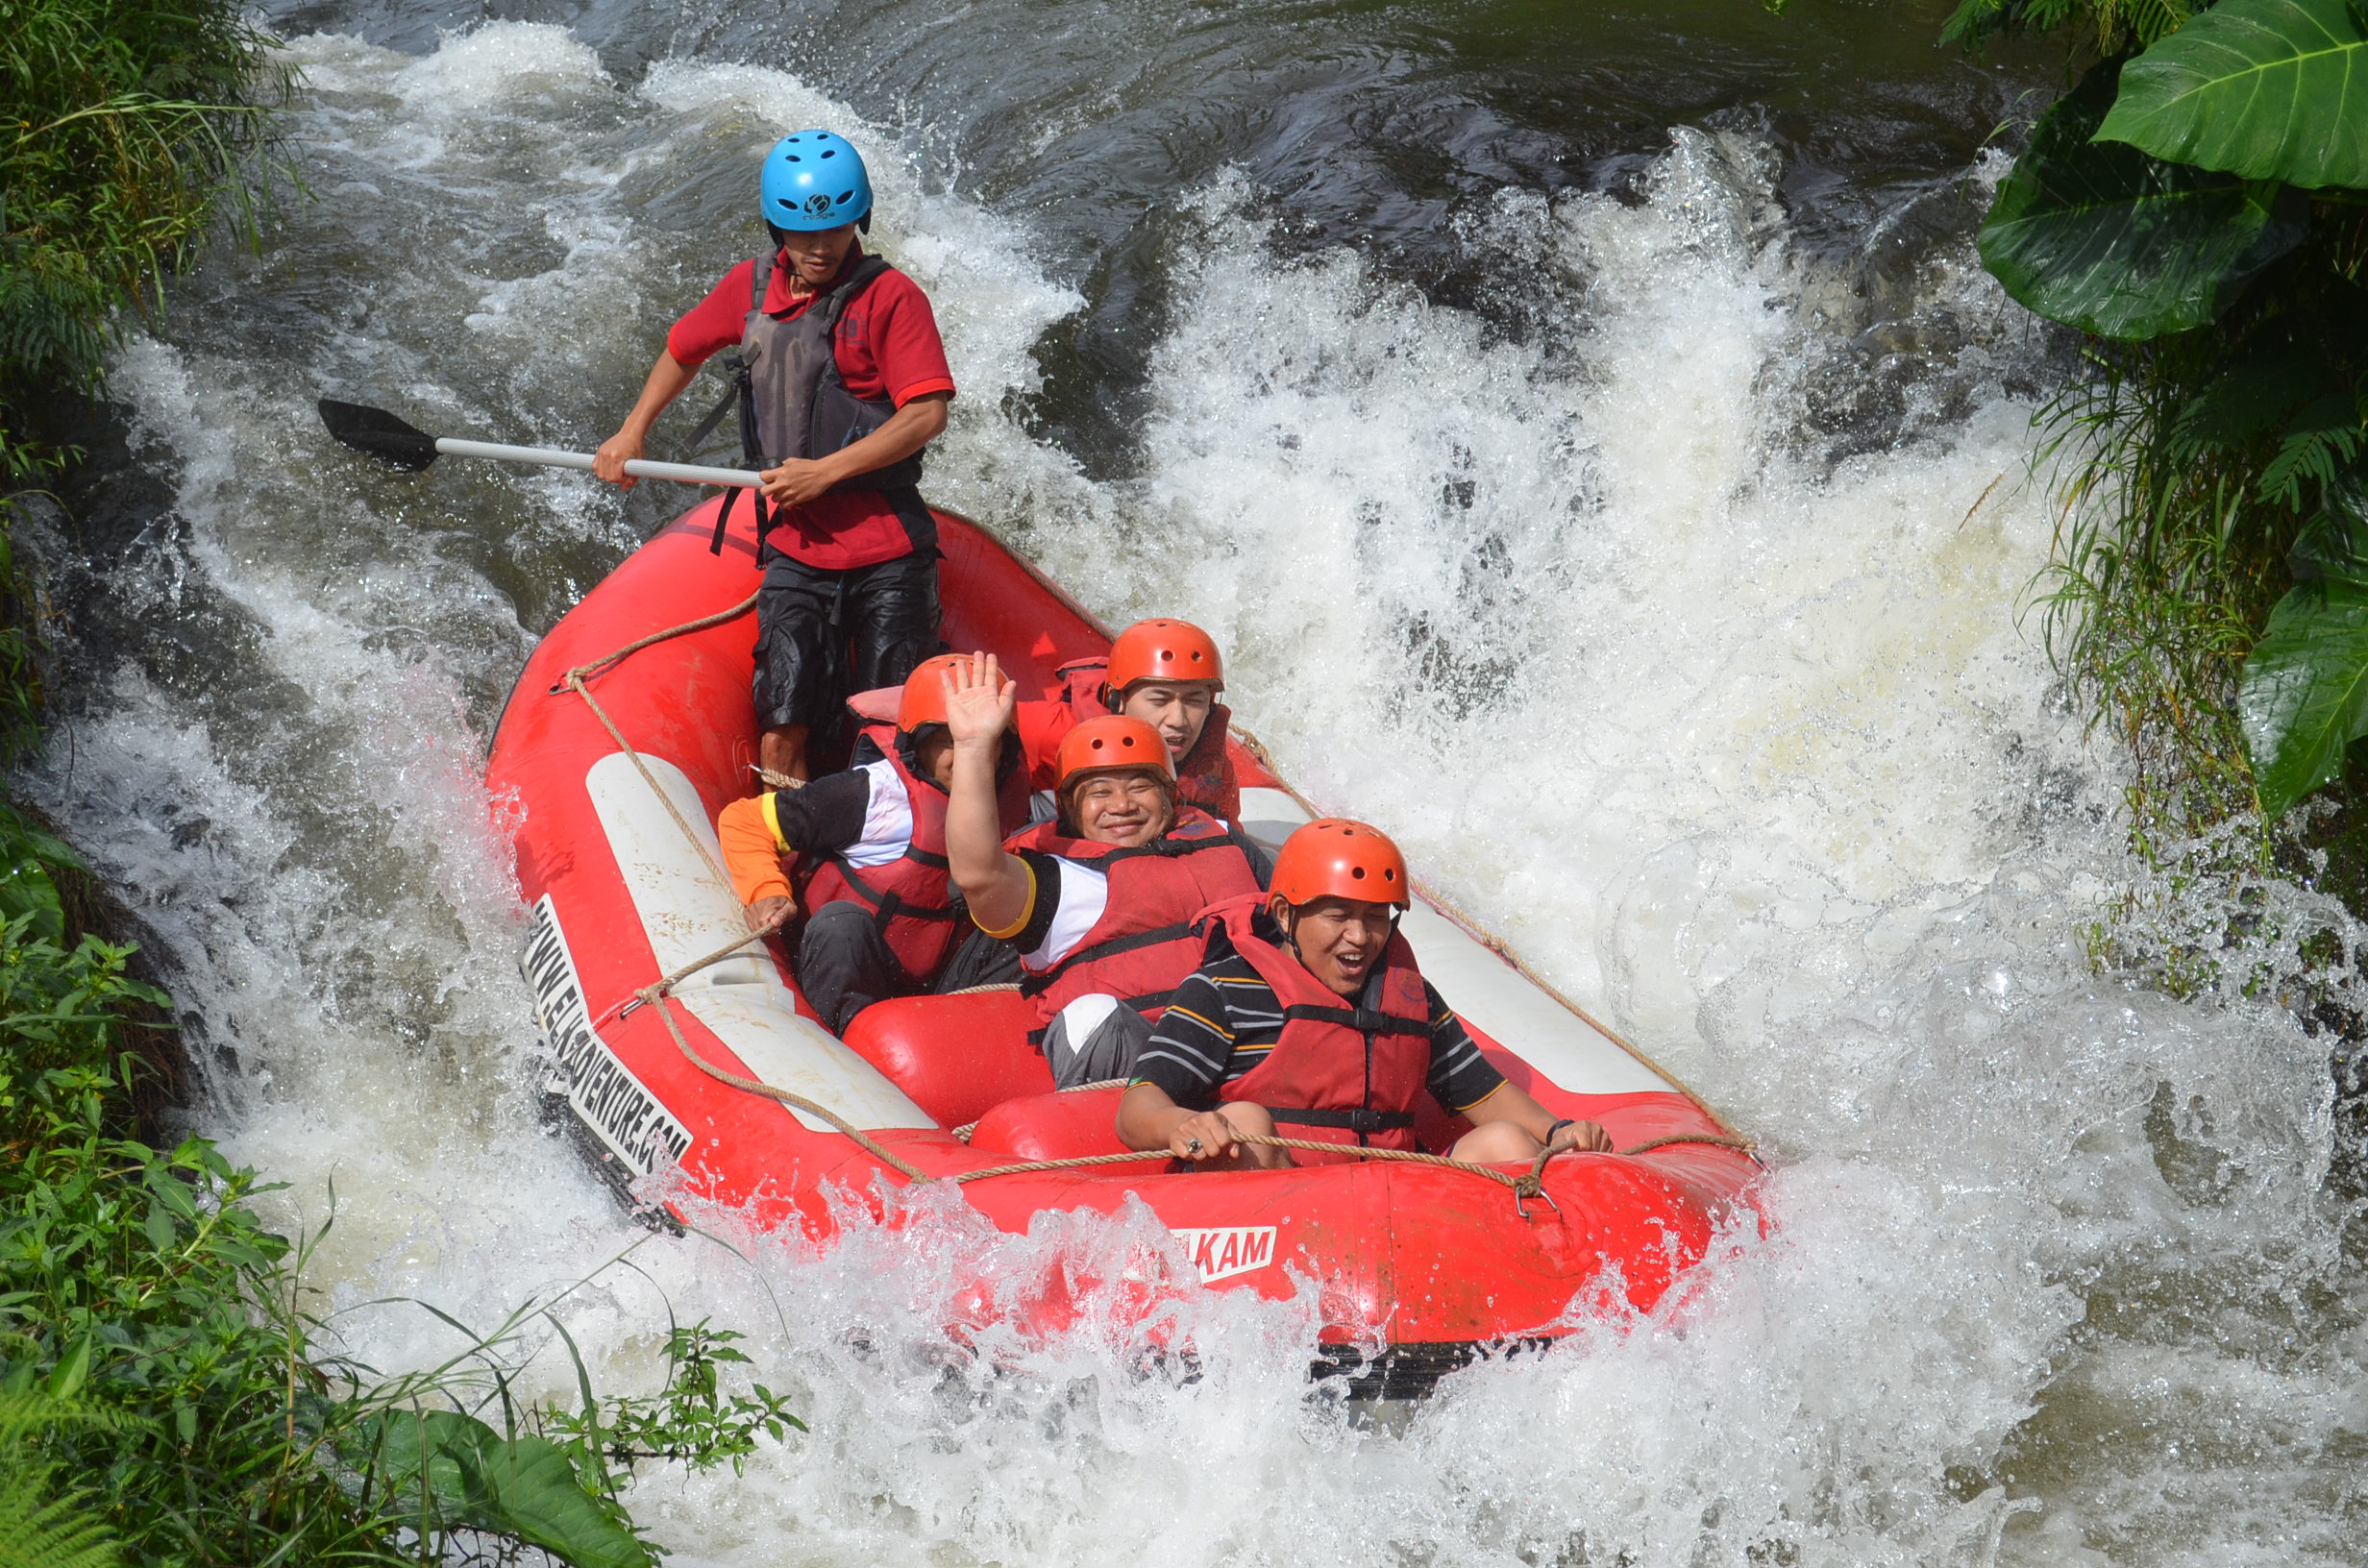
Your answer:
[1842,0,2368,979]
[3,3,799,1563]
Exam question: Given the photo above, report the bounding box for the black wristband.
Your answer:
[1546,1117,1576,1144]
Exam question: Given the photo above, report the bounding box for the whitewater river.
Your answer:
[30,0,2368,1559]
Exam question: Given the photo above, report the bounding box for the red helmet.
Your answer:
[1055,714,1175,789]
[1271,819,1410,908]
[897,653,970,731]
[1107,618,1223,693]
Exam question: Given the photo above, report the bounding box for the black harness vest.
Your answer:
[695,251,933,557]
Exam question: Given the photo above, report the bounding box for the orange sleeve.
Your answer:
[1013,698,1077,791]
[717,794,793,906]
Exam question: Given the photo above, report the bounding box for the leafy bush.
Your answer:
[0,0,290,413]
[1965,0,2368,829]
[0,895,804,1565]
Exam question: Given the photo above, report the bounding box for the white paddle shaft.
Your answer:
[433,437,763,488]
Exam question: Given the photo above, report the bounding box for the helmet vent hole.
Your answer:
[1351,867,1366,880]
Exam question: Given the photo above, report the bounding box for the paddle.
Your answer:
[317,399,763,488]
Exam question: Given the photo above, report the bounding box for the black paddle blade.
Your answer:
[318,399,438,471]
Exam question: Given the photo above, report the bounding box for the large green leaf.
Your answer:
[1979,61,2307,338]
[2240,471,2368,816]
[2097,0,2368,190]
[351,1409,653,1568]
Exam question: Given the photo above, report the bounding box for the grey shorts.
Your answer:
[1040,993,1155,1090]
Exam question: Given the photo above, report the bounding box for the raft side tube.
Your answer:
[584,749,933,1133]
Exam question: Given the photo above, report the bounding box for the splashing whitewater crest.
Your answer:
[19,21,2367,1565]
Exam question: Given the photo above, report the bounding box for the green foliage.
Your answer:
[0,0,291,409]
[0,913,399,1566]
[2029,207,2366,847]
[540,1321,804,1478]
[0,0,296,764]
[2096,0,2368,189]
[0,1392,136,1568]
[0,799,82,944]
[0,879,807,1566]
[348,1410,654,1568]
[1930,0,2368,834]
[1939,0,2197,55]
[1979,61,2307,337]
[2238,476,2368,814]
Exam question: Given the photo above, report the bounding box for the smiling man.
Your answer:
[939,652,1267,1087]
[1117,819,1611,1170]
[595,130,953,782]
[1023,619,1242,822]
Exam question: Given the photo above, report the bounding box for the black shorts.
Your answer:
[752,548,942,735]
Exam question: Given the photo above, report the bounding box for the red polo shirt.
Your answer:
[668,247,956,571]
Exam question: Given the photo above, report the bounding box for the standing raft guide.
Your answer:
[341,127,1767,1395]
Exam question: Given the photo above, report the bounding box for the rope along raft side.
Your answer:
[640,986,1755,1219]
[562,598,1759,1216]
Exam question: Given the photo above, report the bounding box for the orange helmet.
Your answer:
[1054,714,1175,789]
[1107,618,1223,693]
[1271,819,1410,908]
[896,653,969,731]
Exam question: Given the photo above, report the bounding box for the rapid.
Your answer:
[23,0,2368,1560]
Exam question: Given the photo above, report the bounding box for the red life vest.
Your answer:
[1006,807,1263,1034]
[1199,893,1432,1164]
[799,714,1030,983]
[1053,657,1241,822]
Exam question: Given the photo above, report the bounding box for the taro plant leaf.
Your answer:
[2240,471,2368,815]
[1979,61,2308,337]
[350,1409,654,1568]
[2096,0,2368,190]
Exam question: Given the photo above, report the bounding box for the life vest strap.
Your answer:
[1019,922,1191,996]
[1279,1002,1431,1038]
[827,855,959,922]
[1268,1106,1418,1133]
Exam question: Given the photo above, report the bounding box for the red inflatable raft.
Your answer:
[490,497,1759,1396]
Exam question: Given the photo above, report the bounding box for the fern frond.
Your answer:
[2260,395,2368,511]
[0,1390,141,1447]
[0,1460,120,1568]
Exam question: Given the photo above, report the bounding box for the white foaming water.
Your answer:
[26,23,2367,1566]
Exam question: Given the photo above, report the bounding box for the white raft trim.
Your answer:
[1235,788,1672,1097]
[584,751,934,1135]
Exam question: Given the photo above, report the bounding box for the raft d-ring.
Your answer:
[1512,1176,1562,1223]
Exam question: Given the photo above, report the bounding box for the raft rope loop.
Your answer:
[563,599,1758,1220]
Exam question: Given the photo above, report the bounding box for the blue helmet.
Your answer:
[760,131,873,232]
